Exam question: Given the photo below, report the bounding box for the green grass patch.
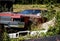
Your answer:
[13,4,47,12]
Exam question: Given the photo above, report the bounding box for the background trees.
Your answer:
[14,0,60,4]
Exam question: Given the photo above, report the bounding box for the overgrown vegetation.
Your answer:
[2,28,10,41]
[14,3,60,41]
[46,11,60,36]
[1,0,60,41]
[3,6,60,41]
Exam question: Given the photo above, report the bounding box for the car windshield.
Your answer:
[19,10,41,14]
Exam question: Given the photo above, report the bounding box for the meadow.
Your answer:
[13,4,60,12]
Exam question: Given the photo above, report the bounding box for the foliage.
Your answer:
[45,7,60,37]
[38,1,60,37]
[2,28,10,41]
[14,0,60,4]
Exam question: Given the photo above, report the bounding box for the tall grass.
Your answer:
[13,4,47,12]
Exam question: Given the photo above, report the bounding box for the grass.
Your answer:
[13,4,47,12]
[13,4,60,12]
